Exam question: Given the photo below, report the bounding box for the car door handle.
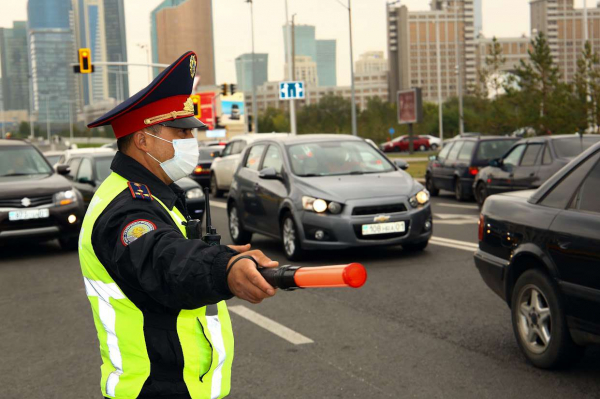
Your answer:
[558,241,570,250]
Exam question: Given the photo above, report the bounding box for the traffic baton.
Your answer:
[258,263,367,290]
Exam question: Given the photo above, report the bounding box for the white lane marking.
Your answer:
[430,235,479,252]
[229,305,314,345]
[433,213,479,224]
[211,201,227,209]
[430,239,476,252]
[435,203,479,210]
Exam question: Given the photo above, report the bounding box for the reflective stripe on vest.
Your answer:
[79,172,234,398]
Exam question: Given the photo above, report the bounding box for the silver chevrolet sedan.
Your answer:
[227,134,433,260]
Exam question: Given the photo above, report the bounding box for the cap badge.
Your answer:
[190,55,197,78]
[183,97,194,113]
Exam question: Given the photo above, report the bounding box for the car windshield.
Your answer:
[199,146,224,161]
[475,139,518,162]
[95,156,114,182]
[288,140,395,177]
[553,136,600,158]
[0,146,53,178]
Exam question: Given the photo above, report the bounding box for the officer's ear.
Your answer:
[131,130,150,153]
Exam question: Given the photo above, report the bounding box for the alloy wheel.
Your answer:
[229,207,240,240]
[516,285,552,355]
[283,218,296,257]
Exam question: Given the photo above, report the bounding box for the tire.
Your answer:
[394,146,401,153]
[403,240,429,252]
[511,269,584,369]
[228,204,252,245]
[430,144,439,151]
[454,178,466,202]
[419,145,426,152]
[59,236,78,251]
[426,174,439,196]
[210,174,224,198]
[475,182,488,209]
[281,213,305,261]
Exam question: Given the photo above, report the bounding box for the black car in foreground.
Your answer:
[473,134,600,207]
[63,152,206,220]
[190,145,224,188]
[426,135,518,201]
[0,139,84,250]
[475,141,600,369]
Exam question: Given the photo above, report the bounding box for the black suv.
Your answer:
[426,136,518,201]
[0,139,85,250]
[473,134,600,207]
[475,141,600,368]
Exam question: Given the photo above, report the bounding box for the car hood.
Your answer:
[294,171,420,201]
[0,173,72,199]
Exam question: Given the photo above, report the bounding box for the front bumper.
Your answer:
[295,199,433,250]
[474,249,510,302]
[0,202,84,242]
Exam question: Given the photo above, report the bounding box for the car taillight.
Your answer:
[478,214,485,241]
[469,166,479,176]
[193,165,210,175]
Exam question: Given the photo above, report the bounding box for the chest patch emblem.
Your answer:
[121,219,156,246]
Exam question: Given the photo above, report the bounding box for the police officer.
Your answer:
[80,51,277,399]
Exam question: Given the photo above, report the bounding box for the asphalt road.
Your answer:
[1,192,599,399]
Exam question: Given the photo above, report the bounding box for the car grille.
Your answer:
[353,221,410,240]
[0,194,54,208]
[352,203,407,216]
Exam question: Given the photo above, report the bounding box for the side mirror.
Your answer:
[56,164,70,175]
[489,158,502,167]
[394,159,409,170]
[428,155,438,161]
[259,167,280,180]
[78,177,96,186]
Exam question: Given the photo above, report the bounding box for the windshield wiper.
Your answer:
[0,173,37,177]
[349,171,364,175]
[300,173,323,177]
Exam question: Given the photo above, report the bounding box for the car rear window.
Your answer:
[95,156,114,182]
[475,139,517,163]
[552,137,600,158]
[198,146,224,161]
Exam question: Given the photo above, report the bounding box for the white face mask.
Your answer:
[144,131,199,182]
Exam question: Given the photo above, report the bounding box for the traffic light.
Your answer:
[230,84,236,95]
[215,116,223,129]
[190,94,201,118]
[79,48,92,74]
[220,83,228,97]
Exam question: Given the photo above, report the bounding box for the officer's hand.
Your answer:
[226,250,278,304]
[228,244,251,253]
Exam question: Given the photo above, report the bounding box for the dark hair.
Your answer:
[117,125,161,153]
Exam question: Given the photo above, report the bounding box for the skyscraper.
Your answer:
[316,40,336,87]
[151,0,216,85]
[235,53,268,93]
[28,0,80,124]
[72,0,129,106]
[283,24,317,62]
[474,0,483,36]
[355,51,388,74]
[0,21,30,111]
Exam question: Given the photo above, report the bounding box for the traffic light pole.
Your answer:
[248,0,259,133]
[285,0,297,135]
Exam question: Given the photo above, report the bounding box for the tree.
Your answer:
[296,94,352,134]
[573,40,600,132]
[258,107,289,133]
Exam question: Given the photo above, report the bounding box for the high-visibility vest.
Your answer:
[79,172,234,399]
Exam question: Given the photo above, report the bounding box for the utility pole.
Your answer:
[292,14,296,80]
[247,0,259,133]
[0,96,5,139]
[348,0,358,136]
[455,0,464,135]
[285,0,297,135]
[435,10,444,142]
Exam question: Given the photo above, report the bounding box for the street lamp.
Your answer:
[285,0,297,135]
[246,0,259,133]
[136,43,152,83]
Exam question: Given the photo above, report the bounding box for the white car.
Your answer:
[421,135,442,150]
[210,133,289,197]
[56,147,116,166]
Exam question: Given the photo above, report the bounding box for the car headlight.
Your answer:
[54,190,77,206]
[302,196,343,214]
[186,188,204,199]
[409,190,430,208]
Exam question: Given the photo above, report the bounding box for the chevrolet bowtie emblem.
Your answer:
[373,215,390,223]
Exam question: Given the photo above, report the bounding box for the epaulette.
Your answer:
[127,181,153,201]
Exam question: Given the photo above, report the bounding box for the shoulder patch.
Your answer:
[127,181,153,201]
[121,219,156,246]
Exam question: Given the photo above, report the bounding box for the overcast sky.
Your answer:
[1,0,586,96]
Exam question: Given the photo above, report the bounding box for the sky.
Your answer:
[0,0,577,96]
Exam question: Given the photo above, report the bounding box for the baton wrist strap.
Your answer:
[225,255,258,280]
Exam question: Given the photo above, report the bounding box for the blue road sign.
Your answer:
[279,81,305,100]
[389,127,395,135]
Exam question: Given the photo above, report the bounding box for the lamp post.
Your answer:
[136,43,152,83]
[454,0,464,135]
[435,10,444,142]
[246,0,259,133]
[285,0,297,135]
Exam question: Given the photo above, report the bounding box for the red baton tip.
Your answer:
[343,263,367,288]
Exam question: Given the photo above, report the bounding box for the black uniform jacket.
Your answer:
[92,151,237,398]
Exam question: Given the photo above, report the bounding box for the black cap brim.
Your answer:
[161,116,208,131]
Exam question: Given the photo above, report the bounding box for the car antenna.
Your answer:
[202,187,221,246]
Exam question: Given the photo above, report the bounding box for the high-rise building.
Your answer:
[235,53,268,93]
[316,40,337,86]
[28,0,80,124]
[0,21,30,111]
[72,0,129,106]
[285,55,319,85]
[387,0,477,103]
[151,0,215,85]
[356,51,388,74]
[531,0,600,84]
[283,24,337,86]
[474,0,483,36]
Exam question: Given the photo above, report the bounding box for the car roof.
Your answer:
[65,147,115,154]
[249,133,364,145]
[43,150,64,156]
[72,152,116,159]
[517,134,598,144]
[447,135,516,142]
[0,139,33,147]
[229,133,291,143]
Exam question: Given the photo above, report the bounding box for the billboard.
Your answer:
[197,92,217,130]
[221,92,245,125]
[397,88,423,125]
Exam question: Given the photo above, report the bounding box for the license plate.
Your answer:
[8,209,50,221]
[362,221,405,236]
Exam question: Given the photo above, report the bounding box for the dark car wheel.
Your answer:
[210,174,224,198]
[281,213,305,261]
[475,182,488,208]
[394,146,401,153]
[511,269,584,369]
[430,143,439,151]
[402,240,428,252]
[454,178,466,202]
[228,204,252,245]
[59,236,78,251]
[426,174,439,196]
